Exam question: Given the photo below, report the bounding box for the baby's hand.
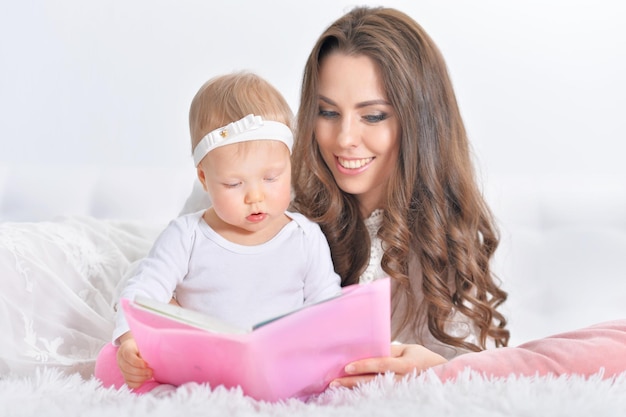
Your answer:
[116,334,153,388]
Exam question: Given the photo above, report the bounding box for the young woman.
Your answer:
[291,6,509,387]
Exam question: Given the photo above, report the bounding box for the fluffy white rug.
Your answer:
[2,368,626,417]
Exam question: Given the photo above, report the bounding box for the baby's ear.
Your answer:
[196,166,208,192]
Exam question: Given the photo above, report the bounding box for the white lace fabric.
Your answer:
[0,216,160,377]
[360,209,385,284]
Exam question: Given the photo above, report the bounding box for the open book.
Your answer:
[121,278,391,402]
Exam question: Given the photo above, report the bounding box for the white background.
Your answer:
[2,0,625,176]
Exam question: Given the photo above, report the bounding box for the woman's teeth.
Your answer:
[338,157,373,169]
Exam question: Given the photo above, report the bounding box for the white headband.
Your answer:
[193,114,293,166]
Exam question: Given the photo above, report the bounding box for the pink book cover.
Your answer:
[120,278,391,402]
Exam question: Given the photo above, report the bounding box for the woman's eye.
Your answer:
[318,109,339,119]
[363,113,388,123]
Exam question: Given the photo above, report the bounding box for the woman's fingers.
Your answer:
[329,374,378,389]
[343,356,402,376]
[330,343,448,389]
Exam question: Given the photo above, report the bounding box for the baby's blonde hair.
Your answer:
[189,72,293,152]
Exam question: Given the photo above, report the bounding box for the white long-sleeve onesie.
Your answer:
[113,210,341,342]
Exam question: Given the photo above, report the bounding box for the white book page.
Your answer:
[133,297,251,334]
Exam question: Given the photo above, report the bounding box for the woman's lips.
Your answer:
[335,156,374,174]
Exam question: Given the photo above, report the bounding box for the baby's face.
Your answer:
[199,140,292,239]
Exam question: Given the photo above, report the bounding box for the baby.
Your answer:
[95,72,341,394]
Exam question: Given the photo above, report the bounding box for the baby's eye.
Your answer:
[363,113,389,123]
[318,109,339,119]
[264,176,278,183]
[223,182,241,189]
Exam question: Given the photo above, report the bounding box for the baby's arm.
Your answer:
[116,331,153,388]
[112,215,194,340]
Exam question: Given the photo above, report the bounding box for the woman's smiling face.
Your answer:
[314,52,400,217]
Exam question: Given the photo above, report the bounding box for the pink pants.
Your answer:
[94,343,163,394]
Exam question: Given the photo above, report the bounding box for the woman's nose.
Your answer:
[337,117,360,148]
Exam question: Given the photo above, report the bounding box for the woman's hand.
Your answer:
[116,333,153,388]
[330,343,447,389]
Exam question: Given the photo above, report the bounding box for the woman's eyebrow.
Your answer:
[318,95,390,108]
[318,95,336,106]
[355,99,390,108]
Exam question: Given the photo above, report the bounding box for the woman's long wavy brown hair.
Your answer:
[291,6,509,350]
